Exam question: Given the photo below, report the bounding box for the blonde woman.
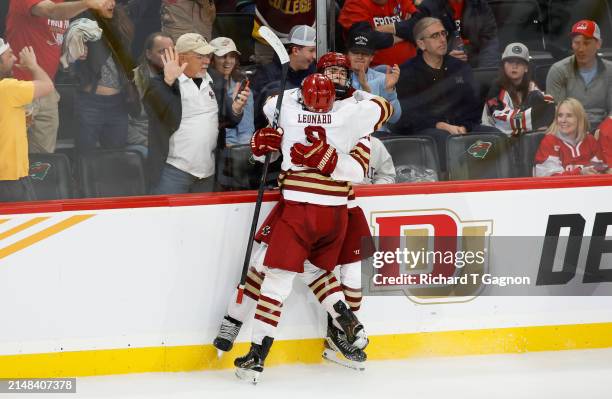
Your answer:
[534,98,607,176]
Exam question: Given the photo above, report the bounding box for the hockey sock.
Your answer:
[307,271,347,330]
[227,267,264,323]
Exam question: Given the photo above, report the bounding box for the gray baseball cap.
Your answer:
[502,43,530,62]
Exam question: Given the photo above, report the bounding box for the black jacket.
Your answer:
[396,51,482,132]
[143,73,242,187]
[418,0,500,69]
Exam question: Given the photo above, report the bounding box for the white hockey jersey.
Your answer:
[263,89,392,205]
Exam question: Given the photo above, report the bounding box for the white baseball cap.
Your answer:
[0,38,10,56]
[288,25,316,47]
[209,37,241,56]
[175,33,215,55]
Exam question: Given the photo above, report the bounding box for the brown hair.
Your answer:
[496,60,531,107]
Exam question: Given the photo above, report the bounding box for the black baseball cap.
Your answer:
[347,32,376,55]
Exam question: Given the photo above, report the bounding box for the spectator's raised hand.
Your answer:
[161,47,187,86]
[449,49,468,63]
[384,64,400,92]
[15,46,39,70]
[232,80,250,115]
[356,65,371,93]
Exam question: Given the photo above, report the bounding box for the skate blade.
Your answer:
[235,367,261,384]
[216,349,225,359]
[322,348,365,371]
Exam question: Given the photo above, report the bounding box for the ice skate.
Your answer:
[234,337,273,384]
[213,315,243,354]
[323,315,366,371]
[333,301,369,350]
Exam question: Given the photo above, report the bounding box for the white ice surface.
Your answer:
[20,348,612,399]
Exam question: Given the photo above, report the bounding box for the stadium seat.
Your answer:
[513,131,547,177]
[534,63,553,91]
[446,133,514,180]
[472,67,499,104]
[379,136,442,181]
[213,13,255,65]
[546,0,612,59]
[28,153,75,200]
[78,150,146,198]
[488,0,547,51]
[215,145,281,190]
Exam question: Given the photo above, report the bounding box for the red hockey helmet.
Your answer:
[301,73,336,113]
[316,52,351,72]
[316,52,352,99]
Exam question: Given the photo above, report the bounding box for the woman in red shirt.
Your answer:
[534,98,608,176]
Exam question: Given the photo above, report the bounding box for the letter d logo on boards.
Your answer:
[370,209,492,304]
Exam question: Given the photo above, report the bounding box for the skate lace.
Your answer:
[218,319,240,341]
[337,332,357,354]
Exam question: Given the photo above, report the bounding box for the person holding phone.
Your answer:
[209,36,254,146]
[534,98,608,176]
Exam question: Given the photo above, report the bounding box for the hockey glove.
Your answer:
[290,137,339,175]
[250,127,283,157]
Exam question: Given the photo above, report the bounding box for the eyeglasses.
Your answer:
[421,30,449,41]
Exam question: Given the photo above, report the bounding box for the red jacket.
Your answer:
[339,0,417,66]
[534,134,604,176]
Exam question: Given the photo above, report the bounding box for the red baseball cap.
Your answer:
[571,19,601,41]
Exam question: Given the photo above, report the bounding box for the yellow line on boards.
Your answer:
[0,215,94,260]
[1,322,612,378]
[0,217,49,241]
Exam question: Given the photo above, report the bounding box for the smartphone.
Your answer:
[237,78,249,95]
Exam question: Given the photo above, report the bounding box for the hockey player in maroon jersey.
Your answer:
[230,74,391,382]
[534,98,608,176]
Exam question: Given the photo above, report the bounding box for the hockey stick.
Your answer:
[236,26,290,304]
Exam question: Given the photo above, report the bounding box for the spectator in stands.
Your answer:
[0,40,54,202]
[251,25,316,128]
[127,32,174,158]
[74,2,138,155]
[345,31,401,130]
[125,0,162,59]
[161,0,216,43]
[485,43,555,136]
[5,0,109,154]
[534,98,608,176]
[396,17,493,169]
[143,34,248,194]
[338,0,422,67]
[546,20,612,136]
[419,0,500,68]
[249,0,315,65]
[209,37,255,146]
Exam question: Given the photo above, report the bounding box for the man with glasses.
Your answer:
[143,33,248,194]
[395,17,495,170]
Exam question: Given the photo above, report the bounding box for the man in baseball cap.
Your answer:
[547,19,612,132]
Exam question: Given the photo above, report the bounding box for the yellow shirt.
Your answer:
[0,79,35,181]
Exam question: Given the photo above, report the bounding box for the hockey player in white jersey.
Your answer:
[214,54,394,373]
[231,73,391,383]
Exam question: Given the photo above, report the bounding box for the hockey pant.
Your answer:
[226,245,363,344]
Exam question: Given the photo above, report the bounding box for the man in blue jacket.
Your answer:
[396,17,498,170]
